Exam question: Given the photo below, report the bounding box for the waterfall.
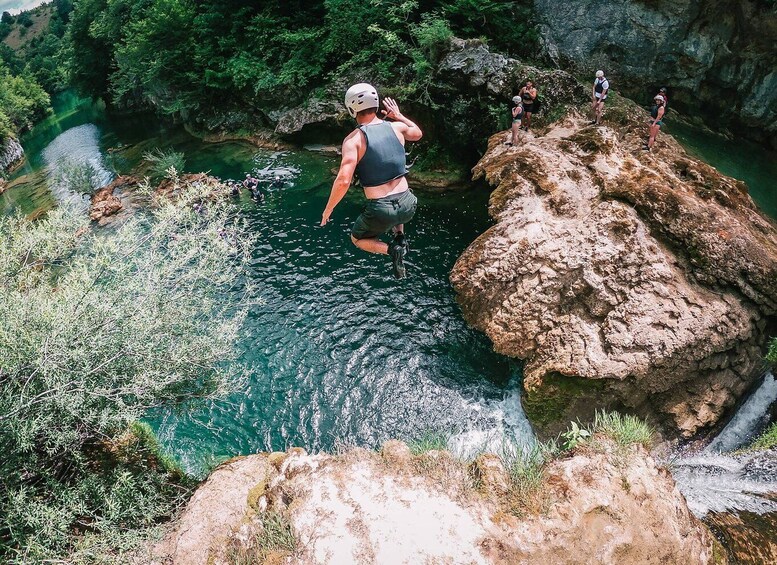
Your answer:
[707,372,777,453]
[669,373,777,518]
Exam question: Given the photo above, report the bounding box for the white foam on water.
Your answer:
[42,124,114,211]
[707,372,777,453]
[447,381,536,460]
[670,452,777,517]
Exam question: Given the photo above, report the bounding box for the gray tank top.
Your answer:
[355,121,407,188]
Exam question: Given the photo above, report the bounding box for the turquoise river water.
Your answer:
[2,93,775,474]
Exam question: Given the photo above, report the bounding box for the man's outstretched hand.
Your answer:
[382,97,403,120]
[320,208,332,226]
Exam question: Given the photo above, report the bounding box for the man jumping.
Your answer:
[321,83,423,279]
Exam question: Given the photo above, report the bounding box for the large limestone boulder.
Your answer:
[450,106,777,437]
[145,441,714,564]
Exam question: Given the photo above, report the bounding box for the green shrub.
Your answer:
[0,182,254,560]
[53,158,99,195]
[767,338,777,363]
[143,147,186,181]
[561,420,591,450]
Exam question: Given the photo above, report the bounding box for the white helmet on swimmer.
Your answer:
[596,70,604,78]
[654,94,664,103]
[345,83,379,118]
[512,96,521,104]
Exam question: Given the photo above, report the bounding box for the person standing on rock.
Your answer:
[519,80,537,131]
[320,83,423,279]
[644,95,666,151]
[507,96,524,145]
[590,70,609,125]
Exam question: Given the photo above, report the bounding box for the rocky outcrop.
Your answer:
[145,440,714,564]
[0,137,24,179]
[535,0,777,148]
[272,98,350,136]
[437,38,588,109]
[89,176,140,225]
[450,102,777,437]
[428,38,590,159]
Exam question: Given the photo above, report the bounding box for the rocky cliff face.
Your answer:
[144,440,714,565]
[450,101,777,438]
[535,0,777,148]
[0,137,24,180]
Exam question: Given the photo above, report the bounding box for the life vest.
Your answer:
[594,78,609,98]
[355,121,407,188]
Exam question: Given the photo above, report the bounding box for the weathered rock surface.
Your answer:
[535,0,777,148]
[273,98,350,136]
[437,38,589,109]
[89,176,140,225]
[145,441,714,564]
[0,137,24,179]
[451,105,777,437]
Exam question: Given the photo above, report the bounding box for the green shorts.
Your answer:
[351,189,418,239]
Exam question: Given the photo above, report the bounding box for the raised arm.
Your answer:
[321,133,359,226]
[382,97,423,142]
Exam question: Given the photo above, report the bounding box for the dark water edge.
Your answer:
[665,119,777,219]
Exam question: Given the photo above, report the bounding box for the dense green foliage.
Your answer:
[0,1,72,94]
[66,0,536,118]
[0,63,50,142]
[0,182,253,560]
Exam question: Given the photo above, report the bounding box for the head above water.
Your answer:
[596,70,604,78]
[345,83,379,118]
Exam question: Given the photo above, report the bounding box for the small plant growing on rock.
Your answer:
[561,421,591,451]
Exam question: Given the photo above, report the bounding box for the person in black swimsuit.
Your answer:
[518,80,537,131]
[644,95,666,151]
[507,96,524,146]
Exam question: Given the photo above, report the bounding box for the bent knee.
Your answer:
[350,234,360,246]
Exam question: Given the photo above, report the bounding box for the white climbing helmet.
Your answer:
[345,83,379,118]
[596,70,604,78]
[512,96,521,104]
[654,94,665,103]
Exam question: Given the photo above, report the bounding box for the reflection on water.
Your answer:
[41,124,114,211]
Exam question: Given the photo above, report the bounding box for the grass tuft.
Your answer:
[225,511,298,565]
[408,431,451,455]
[499,441,558,516]
[592,410,654,449]
[746,422,777,451]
